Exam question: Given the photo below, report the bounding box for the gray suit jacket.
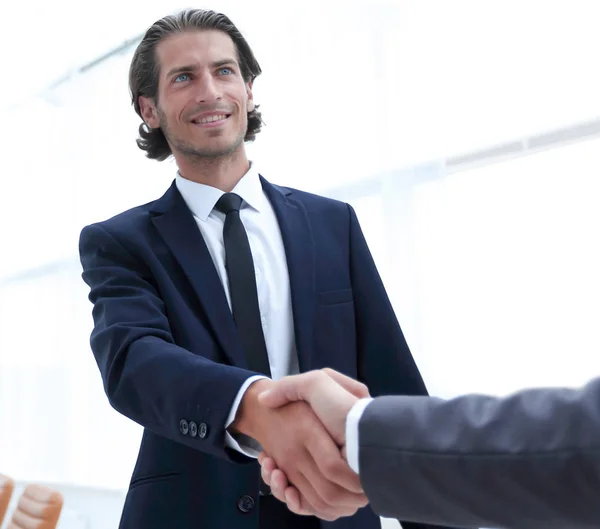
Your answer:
[359,377,600,529]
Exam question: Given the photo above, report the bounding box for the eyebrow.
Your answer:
[165,59,238,78]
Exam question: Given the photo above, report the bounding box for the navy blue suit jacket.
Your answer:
[79,177,447,529]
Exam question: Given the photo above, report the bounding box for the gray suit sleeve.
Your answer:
[359,377,600,529]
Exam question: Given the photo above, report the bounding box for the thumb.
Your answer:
[322,368,370,399]
[258,373,312,408]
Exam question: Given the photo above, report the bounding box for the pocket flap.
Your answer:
[318,289,354,305]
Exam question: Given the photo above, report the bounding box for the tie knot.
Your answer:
[216,193,243,214]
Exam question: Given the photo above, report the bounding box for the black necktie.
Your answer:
[216,193,271,377]
[216,193,272,497]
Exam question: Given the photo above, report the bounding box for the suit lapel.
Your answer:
[261,177,316,373]
[150,182,246,368]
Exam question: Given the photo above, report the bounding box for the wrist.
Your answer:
[230,378,274,439]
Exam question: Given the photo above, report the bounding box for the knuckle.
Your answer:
[290,505,304,516]
[273,490,286,502]
[280,445,301,463]
[310,370,329,386]
[343,506,359,517]
[320,484,343,506]
[299,505,315,517]
[321,510,341,522]
[322,459,344,479]
[309,494,329,513]
[295,500,313,516]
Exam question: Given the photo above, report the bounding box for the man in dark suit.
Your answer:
[79,8,458,529]
[259,369,600,529]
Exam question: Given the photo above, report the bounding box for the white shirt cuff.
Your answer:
[225,375,269,458]
[345,398,374,474]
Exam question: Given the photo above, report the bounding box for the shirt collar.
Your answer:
[175,162,264,221]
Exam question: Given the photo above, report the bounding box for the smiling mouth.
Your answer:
[191,114,230,124]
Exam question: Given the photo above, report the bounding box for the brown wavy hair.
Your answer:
[129,9,263,161]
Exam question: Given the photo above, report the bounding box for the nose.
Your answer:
[194,74,222,104]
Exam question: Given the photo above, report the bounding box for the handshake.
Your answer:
[230,369,371,521]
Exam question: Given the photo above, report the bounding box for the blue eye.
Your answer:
[218,67,233,75]
[174,73,190,83]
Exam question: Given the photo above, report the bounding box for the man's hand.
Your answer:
[255,369,371,518]
[258,368,370,445]
[230,378,368,521]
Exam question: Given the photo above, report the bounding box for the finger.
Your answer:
[270,469,291,504]
[261,465,271,486]
[302,452,367,510]
[260,455,276,472]
[265,464,311,517]
[306,427,365,496]
[261,457,277,485]
[258,452,266,465]
[271,469,314,518]
[286,468,332,518]
[282,449,347,521]
[284,481,355,522]
[271,475,316,519]
[296,468,350,522]
[283,485,304,513]
[299,464,363,521]
[283,484,316,517]
[322,368,370,399]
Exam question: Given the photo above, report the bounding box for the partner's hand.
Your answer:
[258,368,370,445]
[259,452,308,514]
[257,369,371,518]
[259,448,353,518]
[230,379,367,521]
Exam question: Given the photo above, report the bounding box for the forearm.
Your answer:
[225,375,271,457]
[81,222,263,462]
[229,378,275,439]
[101,333,259,461]
[360,386,600,529]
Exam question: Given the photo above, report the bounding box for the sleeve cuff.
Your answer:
[225,375,270,458]
[345,398,374,474]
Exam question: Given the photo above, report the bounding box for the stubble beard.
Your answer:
[158,109,246,163]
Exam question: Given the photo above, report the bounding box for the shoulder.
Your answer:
[266,179,353,218]
[81,201,155,239]
[78,181,171,253]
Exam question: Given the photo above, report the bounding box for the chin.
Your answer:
[188,143,242,159]
[177,132,244,159]
[211,137,245,156]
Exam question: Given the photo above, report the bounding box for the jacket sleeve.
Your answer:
[79,222,256,463]
[359,379,600,529]
[347,204,467,529]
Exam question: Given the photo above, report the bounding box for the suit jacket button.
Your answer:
[199,422,208,439]
[179,419,189,435]
[238,495,255,513]
[189,421,198,438]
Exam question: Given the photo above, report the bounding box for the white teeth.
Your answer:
[194,114,227,124]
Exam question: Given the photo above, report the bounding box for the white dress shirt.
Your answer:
[345,398,374,473]
[175,164,299,457]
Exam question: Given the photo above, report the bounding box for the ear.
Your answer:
[246,81,255,113]
[139,96,160,128]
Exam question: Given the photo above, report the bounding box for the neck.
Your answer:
[175,148,250,192]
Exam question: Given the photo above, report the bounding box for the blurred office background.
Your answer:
[1,0,599,527]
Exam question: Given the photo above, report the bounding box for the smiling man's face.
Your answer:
[140,29,255,160]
